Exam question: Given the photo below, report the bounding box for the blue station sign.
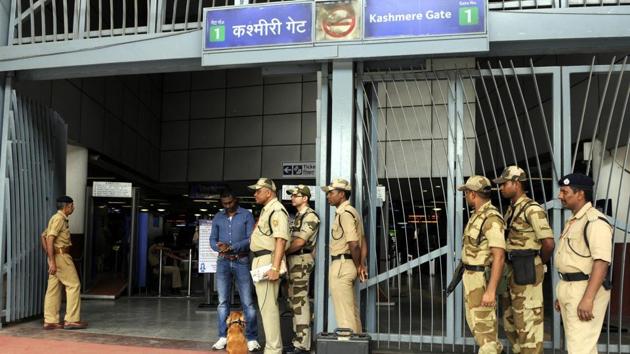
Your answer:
[203,2,313,50]
[364,0,486,40]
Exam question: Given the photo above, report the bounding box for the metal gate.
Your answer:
[0,81,67,326]
[355,57,630,352]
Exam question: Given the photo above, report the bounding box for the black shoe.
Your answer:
[286,347,310,354]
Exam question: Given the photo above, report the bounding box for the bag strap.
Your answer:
[258,208,289,237]
[582,216,611,250]
[505,200,537,239]
[333,210,356,241]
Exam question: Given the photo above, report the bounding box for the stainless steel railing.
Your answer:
[8,0,630,46]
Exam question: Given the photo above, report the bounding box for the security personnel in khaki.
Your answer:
[555,173,612,354]
[42,196,88,330]
[322,178,367,334]
[249,178,290,354]
[458,176,506,354]
[285,185,320,354]
[494,166,555,354]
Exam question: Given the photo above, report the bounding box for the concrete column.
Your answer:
[66,144,88,234]
[326,60,355,330]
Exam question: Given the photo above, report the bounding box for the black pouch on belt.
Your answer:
[509,249,538,285]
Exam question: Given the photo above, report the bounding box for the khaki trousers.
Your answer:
[557,280,610,354]
[329,258,361,333]
[253,254,282,354]
[44,253,81,323]
[153,266,182,288]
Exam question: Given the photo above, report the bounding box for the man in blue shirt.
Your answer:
[210,189,260,352]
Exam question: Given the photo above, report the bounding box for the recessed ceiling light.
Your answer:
[157,208,165,212]
[200,208,208,212]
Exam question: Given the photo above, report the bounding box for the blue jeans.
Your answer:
[217,256,258,341]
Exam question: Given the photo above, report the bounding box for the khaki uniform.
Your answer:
[43,211,82,324]
[250,198,290,354]
[502,195,553,354]
[462,201,505,354]
[148,244,182,289]
[287,207,319,351]
[329,200,364,334]
[555,202,612,354]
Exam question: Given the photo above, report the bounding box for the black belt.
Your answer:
[463,264,486,272]
[331,253,351,261]
[558,272,589,282]
[288,248,313,257]
[252,250,272,258]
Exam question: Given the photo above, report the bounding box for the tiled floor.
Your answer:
[0,297,215,351]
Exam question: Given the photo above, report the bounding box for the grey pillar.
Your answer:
[326,60,355,330]
[314,64,330,334]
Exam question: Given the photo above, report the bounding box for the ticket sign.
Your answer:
[203,2,313,50]
[364,0,486,39]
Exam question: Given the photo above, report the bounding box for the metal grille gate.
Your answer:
[355,57,630,353]
[0,83,67,326]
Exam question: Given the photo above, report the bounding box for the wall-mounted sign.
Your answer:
[203,2,313,50]
[92,181,132,198]
[282,161,316,178]
[315,0,362,42]
[198,219,218,273]
[364,0,485,40]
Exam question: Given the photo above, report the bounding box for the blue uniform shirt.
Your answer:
[209,206,255,254]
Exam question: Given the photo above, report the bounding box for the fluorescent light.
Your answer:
[194,213,201,217]
[140,208,149,212]
[433,207,442,211]
[200,208,208,212]
[157,208,165,212]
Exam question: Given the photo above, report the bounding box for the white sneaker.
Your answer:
[212,337,227,350]
[247,340,261,352]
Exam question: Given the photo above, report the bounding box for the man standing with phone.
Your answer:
[210,189,260,352]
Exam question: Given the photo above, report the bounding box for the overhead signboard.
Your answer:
[92,181,132,198]
[203,2,313,50]
[282,161,316,178]
[364,0,486,40]
[201,0,488,65]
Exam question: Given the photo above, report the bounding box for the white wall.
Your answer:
[593,144,630,243]
[66,144,88,234]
